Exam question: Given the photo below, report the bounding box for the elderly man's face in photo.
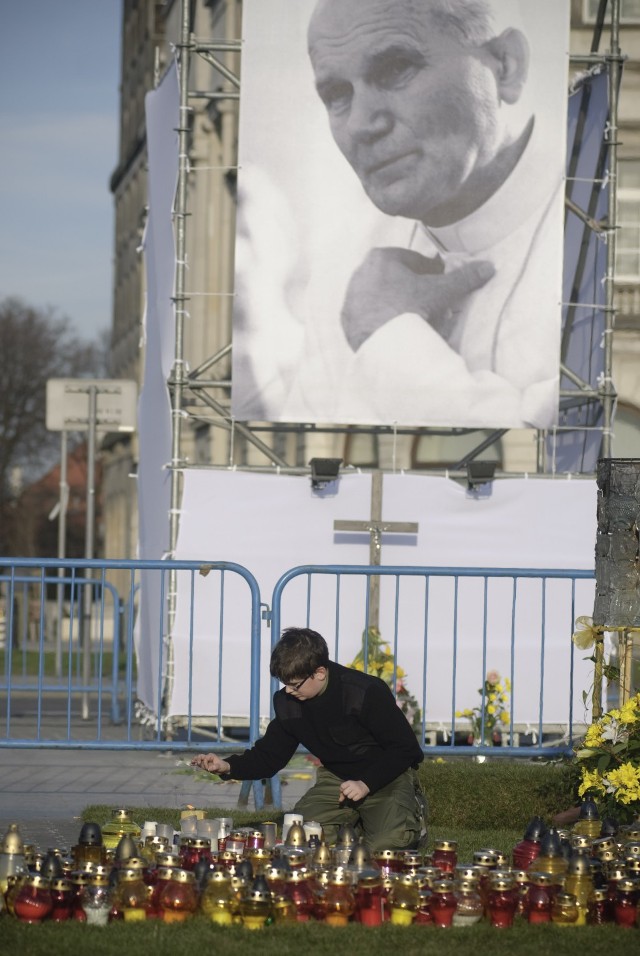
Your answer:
[308,0,507,225]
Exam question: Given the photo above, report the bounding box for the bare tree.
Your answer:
[0,297,106,554]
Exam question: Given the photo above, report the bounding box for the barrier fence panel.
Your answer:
[0,558,262,753]
[270,565,597,760]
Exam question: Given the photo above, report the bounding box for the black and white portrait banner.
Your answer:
[232,0,570,429]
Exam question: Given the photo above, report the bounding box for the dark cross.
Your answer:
[333,471,419,631]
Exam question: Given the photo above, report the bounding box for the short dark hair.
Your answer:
[270,627,330,683]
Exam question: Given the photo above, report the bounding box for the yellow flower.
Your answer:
[487,704,496,715]
[578,767,605,796]
[504,678,511,692]
[619,700,639,725]
[606,762,640,791]
[584,723,604,748]
[501,711,510,725]
[495,683,503,693]
[396,666,406,679]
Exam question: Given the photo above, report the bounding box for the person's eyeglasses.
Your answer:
[285,674,314,692]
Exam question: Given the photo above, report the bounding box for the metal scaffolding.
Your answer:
[167,0,624,558]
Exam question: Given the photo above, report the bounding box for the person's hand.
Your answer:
[341,247,495,351]
[190,753,231,775]
[339,779,370,803]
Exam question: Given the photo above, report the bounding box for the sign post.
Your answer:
[46,379,137,717]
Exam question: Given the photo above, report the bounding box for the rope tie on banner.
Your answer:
[192,165,242,172]
[392,422,398,473]
[229,416,235,465]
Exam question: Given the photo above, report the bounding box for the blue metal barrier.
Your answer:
[271,564,596,763]
[0,558,263,760]
[0,557,597,812]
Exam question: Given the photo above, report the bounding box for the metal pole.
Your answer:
[601,0,621,457]
[55,430,68,677]
[82,386,97,720]
[169,0,191,562]
[368,472,383,632]
[163,0,193,736]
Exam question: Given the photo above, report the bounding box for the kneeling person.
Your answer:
[191,627,425,851]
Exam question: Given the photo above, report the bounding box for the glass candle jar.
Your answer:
[272,893,297,924]
[512,817,545,870]
[453,879,483,927]
[247,848,272,876]
[201,870,235,926]
[226,831,247,855]
[432,841,458,875]
[246,830,265,850]
[388,874,419,926]
[564,856,593,925]
[324,871,355,926]
[355,872,384,926]
[525,873,553,924]
[572,799,601,839]
[14,874,53,924]
[69,872,91,921]
[286,870,315,921]
[102,809,141,851]
[614,878,639,928]
[239,887,272,929]
[551,891,579,926]
[586,887,612,925]
[415,888,433,924]
[50,878,73,921]
[373,850,404,877]
[487,875,518,928]
[114,867,149,921]
[159,868,199,923]
[430,879,457,928]
[81,874,113,926]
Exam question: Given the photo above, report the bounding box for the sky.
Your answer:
[0,1,122,344]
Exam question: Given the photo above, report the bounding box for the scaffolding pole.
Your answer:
[602,0,621,458]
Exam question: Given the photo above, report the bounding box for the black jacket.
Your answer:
[223,661,423,794]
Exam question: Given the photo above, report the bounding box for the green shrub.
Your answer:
[417,758,579,830]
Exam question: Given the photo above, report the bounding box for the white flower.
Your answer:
[601,720,629,745]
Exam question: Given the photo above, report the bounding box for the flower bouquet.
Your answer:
[456,670,510,746]
[575,692,640,822]
[349,627,422,734]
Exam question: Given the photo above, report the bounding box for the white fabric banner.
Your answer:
[232,0,569,429]
[136,61,179,711]
[170,471,596,730]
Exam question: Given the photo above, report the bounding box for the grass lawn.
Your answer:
[0,915,630,956]
[0,649,134,680]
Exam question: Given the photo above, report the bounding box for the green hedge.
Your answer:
[83,758,580,836]
[417,759,579,830]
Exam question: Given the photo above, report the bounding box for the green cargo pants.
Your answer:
[293,766,426,852]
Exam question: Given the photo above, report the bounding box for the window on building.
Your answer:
[583,0,640,23]
[617,160,640,283]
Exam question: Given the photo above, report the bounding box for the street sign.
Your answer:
[46,379,137,432]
